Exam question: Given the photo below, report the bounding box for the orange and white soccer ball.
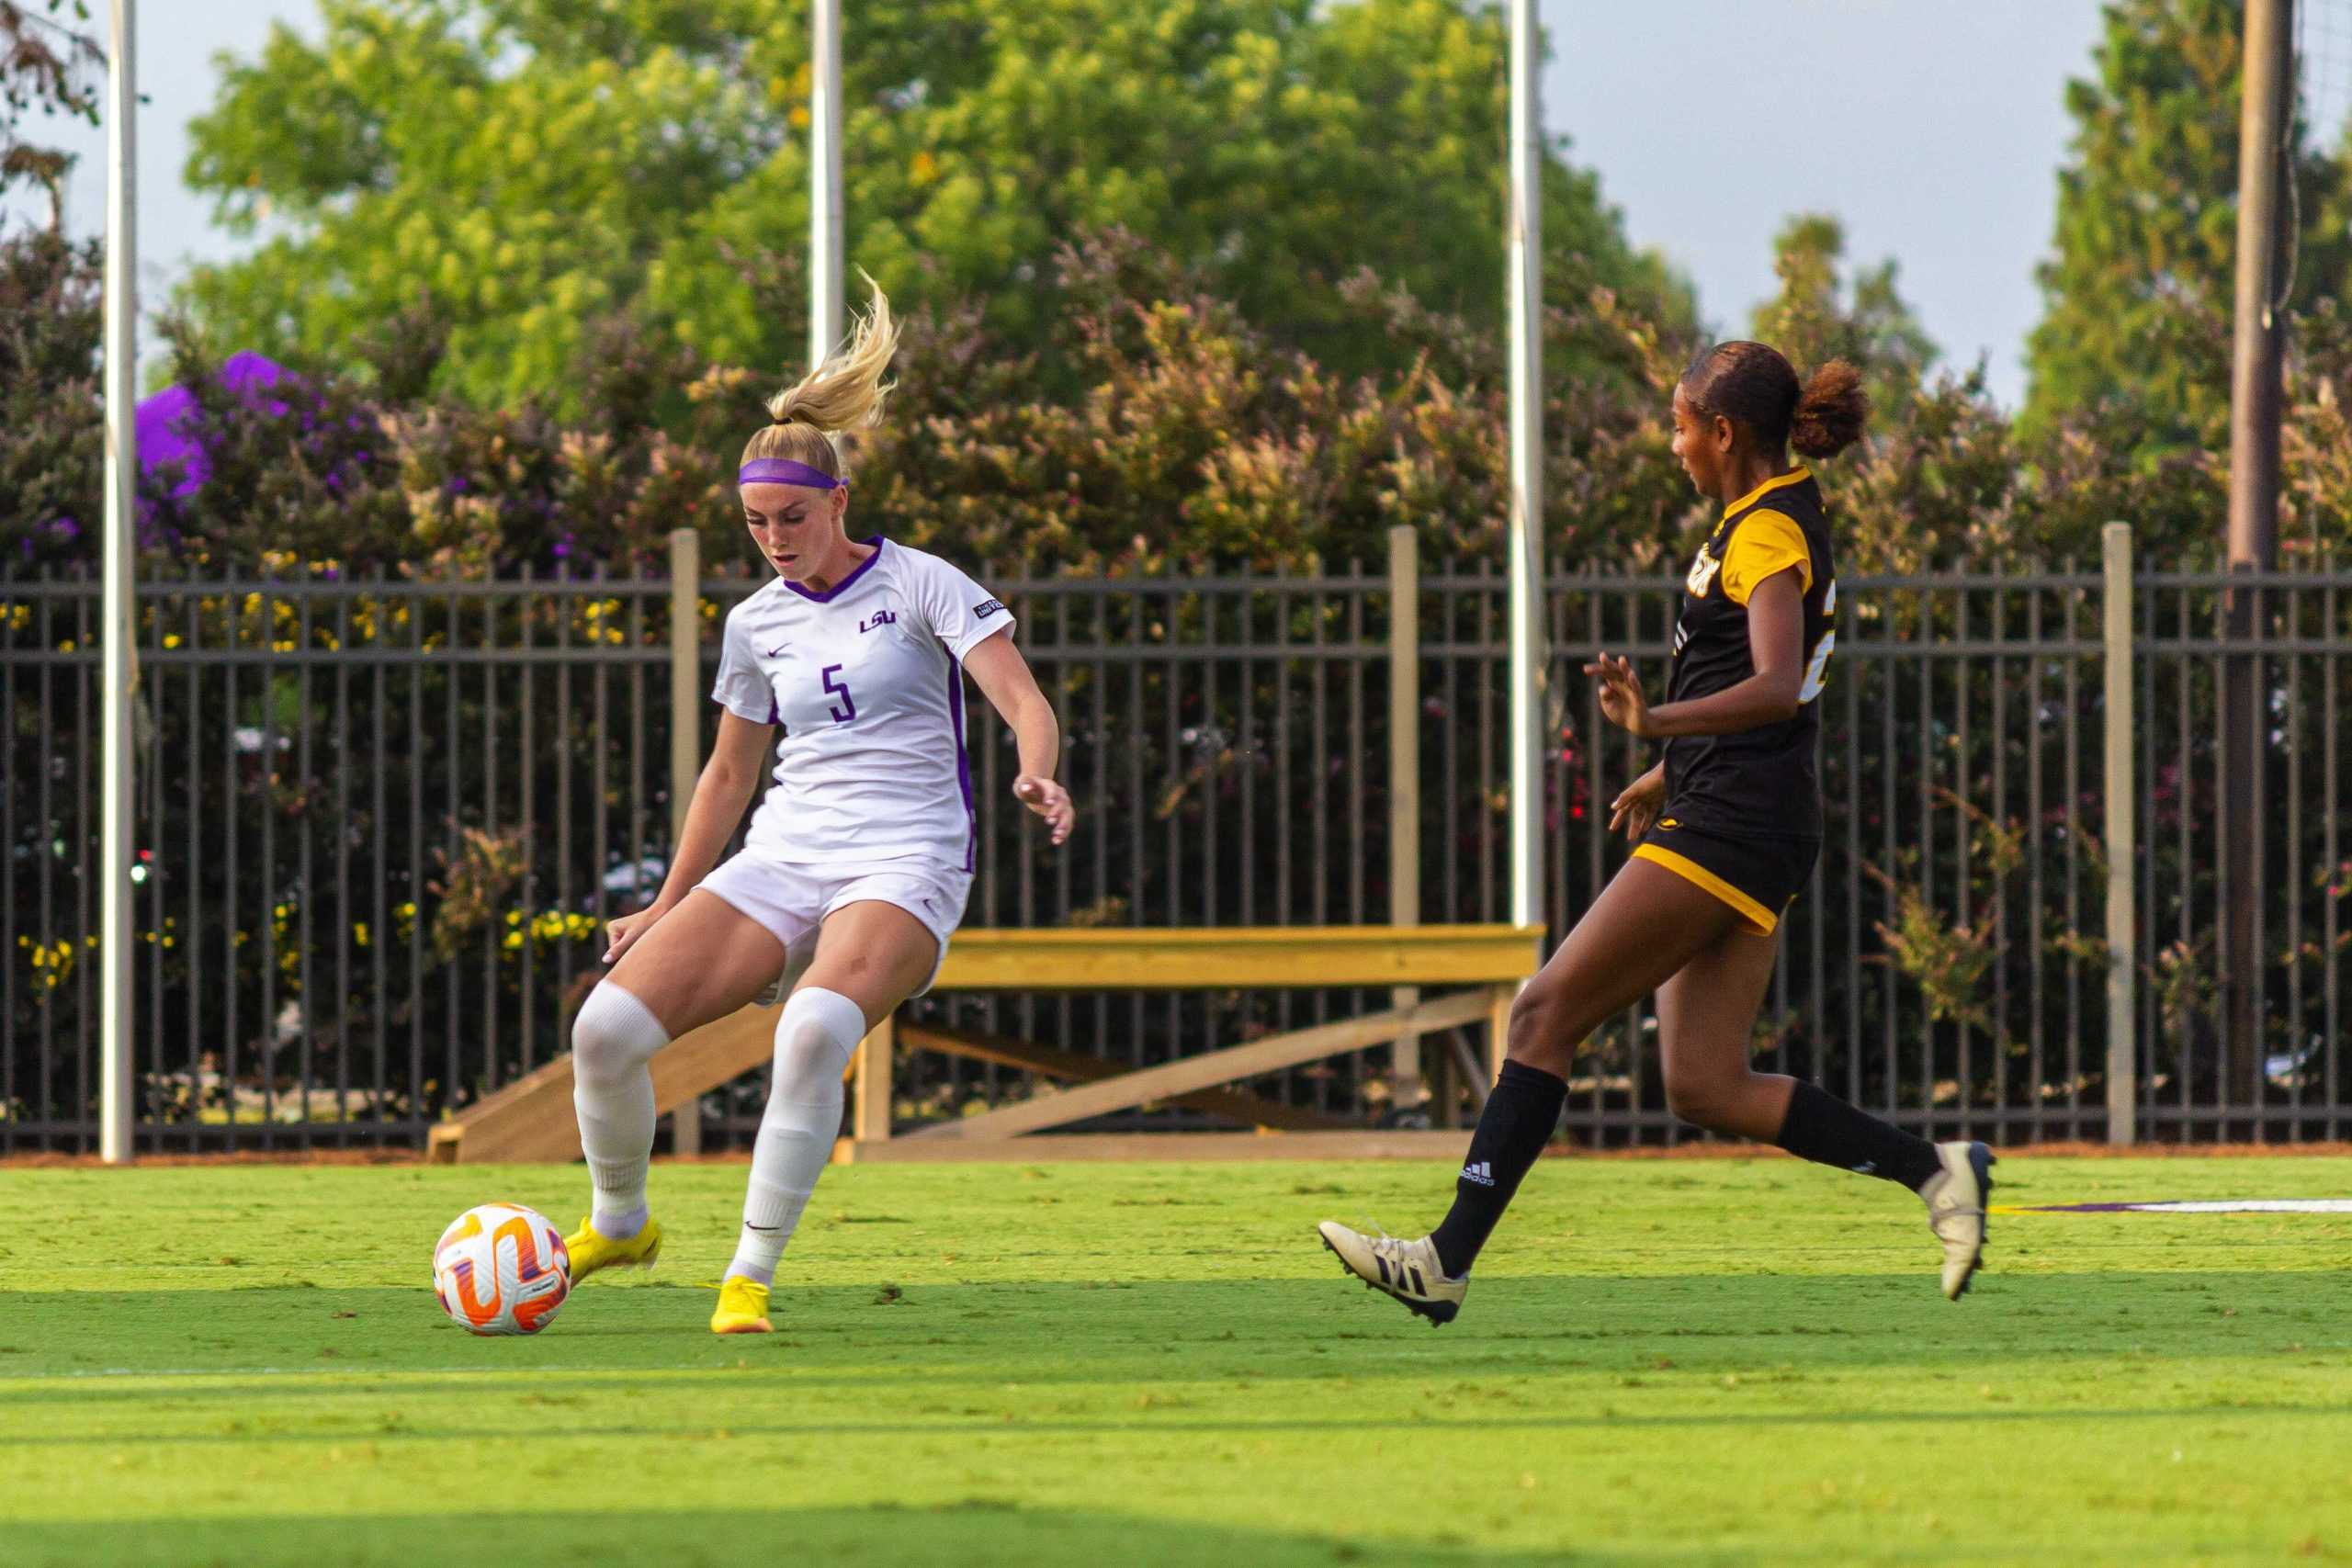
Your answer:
[432,1202,571,1336]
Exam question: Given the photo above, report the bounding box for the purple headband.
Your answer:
[737,457,842,490]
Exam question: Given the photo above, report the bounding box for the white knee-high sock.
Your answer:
[726,986,865,1286]
[570,983,671,1239]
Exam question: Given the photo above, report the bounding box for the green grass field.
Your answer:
[1,1154,2346,1566]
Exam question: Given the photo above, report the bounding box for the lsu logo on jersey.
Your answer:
[1684,541,1724,599]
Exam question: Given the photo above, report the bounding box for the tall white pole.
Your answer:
[1505,0,1545,937]
[100,0,138,1164]
[808,0,843,371]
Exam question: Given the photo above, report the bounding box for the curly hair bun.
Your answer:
[1789,360,1868,459]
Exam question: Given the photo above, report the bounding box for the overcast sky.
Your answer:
[10,1,2111,406]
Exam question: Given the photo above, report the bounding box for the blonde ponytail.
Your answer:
[741,276,899,481]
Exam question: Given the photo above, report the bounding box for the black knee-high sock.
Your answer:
[1427,1060,1566,1278]
[1773,1080,1942,1190]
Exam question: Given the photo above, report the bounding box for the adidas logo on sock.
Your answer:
[1460,1160,1496,1187]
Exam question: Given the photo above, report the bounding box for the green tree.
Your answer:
[1747,212,1938,415]
[2022,0,2348,455]
[1,0,104,227]
[180,0,1690,409]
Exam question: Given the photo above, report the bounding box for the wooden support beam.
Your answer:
[899,1022,1352,1134]
[917,987,1496,1141]
[1486,985,1513,1082]
[933,925,1540,991]
[853,1012,895,1141]
[845,1129,1483,1163]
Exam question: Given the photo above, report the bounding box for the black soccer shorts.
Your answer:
[1631,816,1820,937]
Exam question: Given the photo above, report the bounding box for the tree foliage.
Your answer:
[180,0,1694,409]
[1747,213,1938,419]
[0,0,103,228]
[2023,0,2352,457]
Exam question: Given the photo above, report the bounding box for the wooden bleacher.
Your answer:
[428,923,1541,1164]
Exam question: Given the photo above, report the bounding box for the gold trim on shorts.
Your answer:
[1631,843,1778,936]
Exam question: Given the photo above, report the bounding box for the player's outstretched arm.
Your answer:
[962,631,1074,846]
[604,710,775,963]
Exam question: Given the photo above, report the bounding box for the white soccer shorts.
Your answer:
[695,849,972,998]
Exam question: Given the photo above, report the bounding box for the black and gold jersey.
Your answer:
[1660,467,1838,840]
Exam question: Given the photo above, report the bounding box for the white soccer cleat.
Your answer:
[1919,1141,1996,1300]
[1316,1221,1468,1325]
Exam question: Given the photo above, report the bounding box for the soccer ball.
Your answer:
[432,1202,571,1336]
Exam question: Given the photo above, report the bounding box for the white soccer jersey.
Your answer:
[709,537,1013,870]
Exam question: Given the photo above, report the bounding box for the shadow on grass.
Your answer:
[0,1503,2041,1568]
[0,1397,2342,1454]
[0,1269,2333,1394]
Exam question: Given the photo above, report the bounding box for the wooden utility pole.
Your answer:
[2222,0,2292,1122]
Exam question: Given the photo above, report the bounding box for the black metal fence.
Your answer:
[6,548,2348,1151]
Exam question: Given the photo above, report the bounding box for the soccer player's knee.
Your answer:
[1661,1062,1737,1128]
[1505,982,1590,1075]
[571,983,668,1085]
[1505,983,1552,1047]
[769,986,867,1104]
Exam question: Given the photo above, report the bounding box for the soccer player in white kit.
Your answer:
[560,285,1074,1334]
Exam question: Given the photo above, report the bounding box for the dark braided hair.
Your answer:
[1679,342,1868,459]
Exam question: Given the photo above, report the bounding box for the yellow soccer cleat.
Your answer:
[711,1276,773,1335]
[563,1214,663,1283]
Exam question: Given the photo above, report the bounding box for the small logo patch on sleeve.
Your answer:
[971,598,1005,619]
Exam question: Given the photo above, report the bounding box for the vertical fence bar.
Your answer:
[298,589,317,1144]
[2,572,15,1155]
[370,568,389,1137]
[477,581,499,1103]
[2101,525,2138,1145]
[2314,570,2333,1133]
[666,529,704,1154]
[75,578,93,1150]
[334,588,352,1141]
[182,570,201,1147]
[1386,527,1422,1110]
[259,573,280,1147]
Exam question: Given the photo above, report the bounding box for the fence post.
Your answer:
[666,527,703,1156]
[2102,523,2138,1145]
[1387,526,1424,1119]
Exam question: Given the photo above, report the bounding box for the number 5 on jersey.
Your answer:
[821,664,857,723]
[1798,581,1837,704]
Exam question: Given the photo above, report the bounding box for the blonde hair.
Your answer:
[740,277,899,480]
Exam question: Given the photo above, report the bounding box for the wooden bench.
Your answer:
[429,923,1541,1164]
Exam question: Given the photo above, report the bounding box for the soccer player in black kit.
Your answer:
[1318,343,1994,1324]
